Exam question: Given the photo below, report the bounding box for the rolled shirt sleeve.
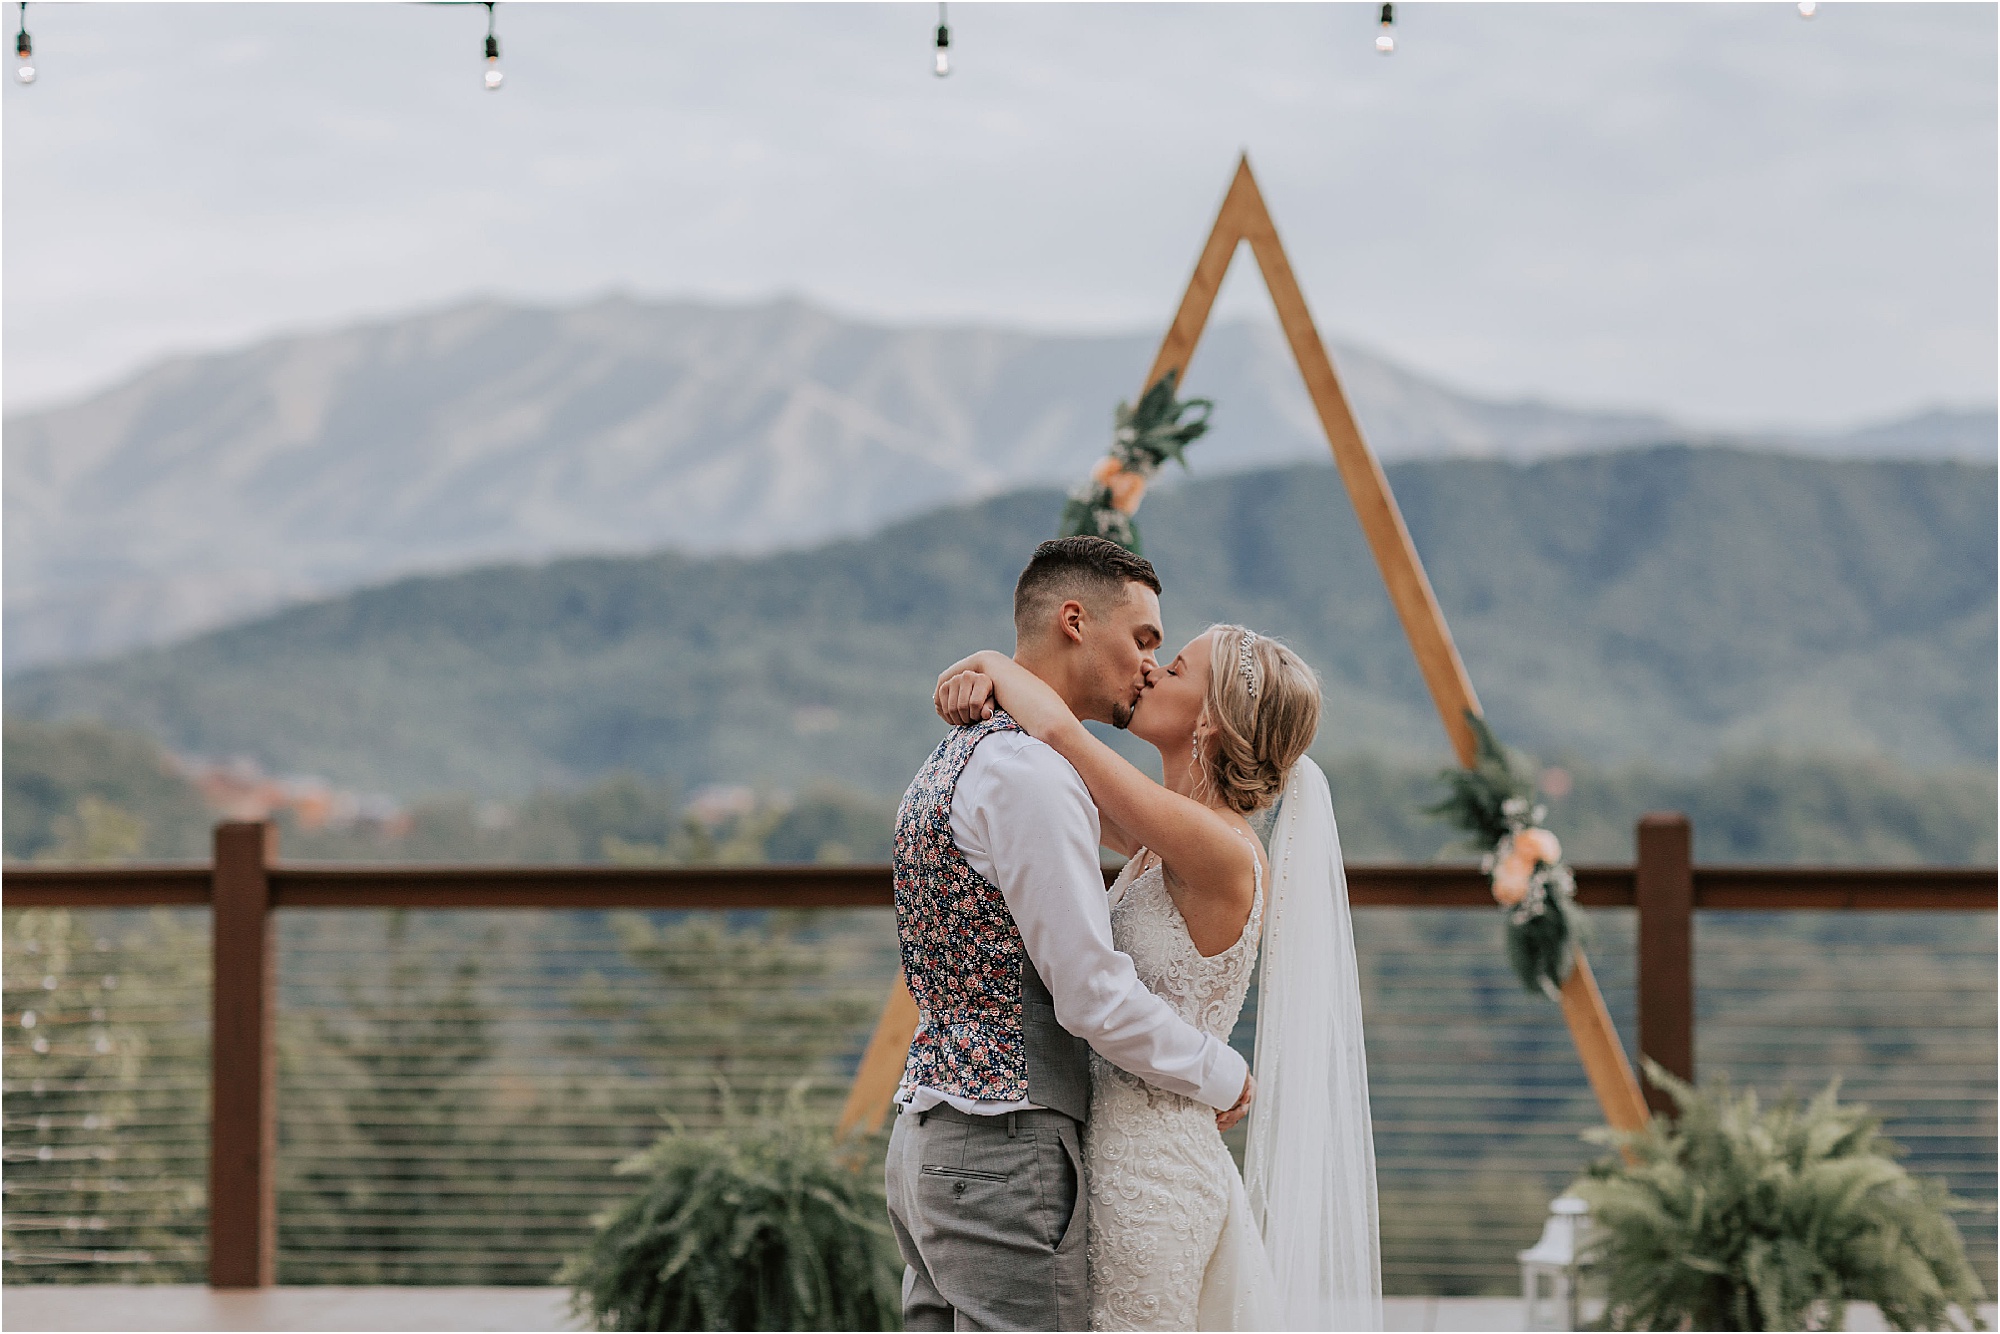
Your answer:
[951,732,1250,1112]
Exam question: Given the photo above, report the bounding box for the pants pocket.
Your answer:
[1052,1123,1086,1252]
[920,1164,1010,1184]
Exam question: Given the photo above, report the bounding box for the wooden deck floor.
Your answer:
[6,1286,1991,1332]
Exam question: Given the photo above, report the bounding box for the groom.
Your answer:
[884,535,1255,1331]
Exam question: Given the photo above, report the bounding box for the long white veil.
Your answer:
[1243,757,1382,1331]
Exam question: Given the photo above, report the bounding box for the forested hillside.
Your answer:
[20,294,1980,669]
[0,295,1690,668]
[12,447,1990,800]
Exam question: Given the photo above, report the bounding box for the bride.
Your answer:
[935,625,1380,1331]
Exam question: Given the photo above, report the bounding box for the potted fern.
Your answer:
[1572,1061,1987,1332]
[561,1097,900,1331]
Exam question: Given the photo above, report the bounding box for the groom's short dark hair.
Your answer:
[1013,537,1162,635]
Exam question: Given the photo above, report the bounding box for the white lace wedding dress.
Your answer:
[1085,849,1279,1331]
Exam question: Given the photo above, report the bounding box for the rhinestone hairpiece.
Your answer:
[1238,631,1260,698]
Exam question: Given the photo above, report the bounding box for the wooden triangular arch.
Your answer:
[837,155,1650,1140]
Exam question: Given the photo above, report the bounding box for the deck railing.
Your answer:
[4,812,1993,1289]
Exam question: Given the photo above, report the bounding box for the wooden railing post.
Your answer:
[1635,813,1695,1117]
[209,820,278,1288]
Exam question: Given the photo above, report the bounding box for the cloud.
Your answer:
[2,2,1993,429]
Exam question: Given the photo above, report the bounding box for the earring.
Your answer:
[1191,733,1201,769]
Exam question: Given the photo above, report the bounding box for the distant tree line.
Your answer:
[2,717,898,867]
[5,716,1992,868]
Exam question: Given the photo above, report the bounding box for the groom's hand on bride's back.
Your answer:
[1216,1073,1254,1132]
[934,669,996,726]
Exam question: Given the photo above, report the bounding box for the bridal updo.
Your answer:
[1198,625,1322,815]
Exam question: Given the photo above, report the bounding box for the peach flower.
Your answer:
[1514,826,1563,867]
[1491,861,1531,907]
[1091,456,1148,514]
[1490,826,1563,907]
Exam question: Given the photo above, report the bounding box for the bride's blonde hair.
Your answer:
[1197,625,1321,815]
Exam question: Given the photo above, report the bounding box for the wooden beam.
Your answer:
[0,865,212,908]
[836,972,920,1139]
[1695,866,1998,911]
[1636,813,1695,1117]
[1559,950,1650,1135]
[10,860,1994,912]
[208,821,278,1288]
[1139,157,1265,395]
[1229,159,1483,767]
[1220,156,1645,1132]
[267,862,893,910]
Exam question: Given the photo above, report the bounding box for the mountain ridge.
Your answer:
[8,294,1991,671]
[10,446,1991,798]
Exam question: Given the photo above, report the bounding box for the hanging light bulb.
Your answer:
[1375,2,1396,55]
[14,2,34,84]
[482,1,503,90]
[1797,0,1816,15]
[933,2,950,77]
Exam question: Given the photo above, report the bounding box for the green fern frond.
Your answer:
[561,1095,900,1331]
[1575,1062,1987,1331]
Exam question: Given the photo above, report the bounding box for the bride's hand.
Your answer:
[935,651,1008,725]
[933,650,1083,745]
[935,669,996,725]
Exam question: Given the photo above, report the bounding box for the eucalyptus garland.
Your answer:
[1058,368,1213,554]
[1428,711,1585,999]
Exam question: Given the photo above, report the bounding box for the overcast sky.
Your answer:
[2,2,1993,428]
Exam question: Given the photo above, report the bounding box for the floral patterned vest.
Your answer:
[893,710,1092,1120]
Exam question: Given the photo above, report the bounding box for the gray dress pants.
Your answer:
[884,1105,1090,1331]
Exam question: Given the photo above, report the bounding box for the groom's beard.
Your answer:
[1110,701,1135,730]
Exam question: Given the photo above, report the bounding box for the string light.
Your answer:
[14,2,33,85]
[933,2,950,78]
[1797,0,1816,15]
[482,1,503,90]
[1375,3,1396,55]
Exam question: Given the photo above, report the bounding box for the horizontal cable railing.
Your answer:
[1696,910,1998,1286]
[2,907,211,1282]
[3,823,1994,1295]
[270,906,895,1284]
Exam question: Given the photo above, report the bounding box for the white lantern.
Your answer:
[1518,1193,1591,1330]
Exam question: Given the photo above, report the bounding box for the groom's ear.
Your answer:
[1056,599,1089,645]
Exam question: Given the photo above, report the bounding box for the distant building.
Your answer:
[172,754,408,835]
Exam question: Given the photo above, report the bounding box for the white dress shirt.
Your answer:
[899,729,1250,1116]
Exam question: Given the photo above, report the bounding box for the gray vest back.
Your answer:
[1020,958,1091,1121]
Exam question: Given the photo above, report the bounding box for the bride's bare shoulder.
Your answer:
[1159,821,1261,957]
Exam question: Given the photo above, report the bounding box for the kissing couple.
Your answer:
[884,535,1380,1332]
